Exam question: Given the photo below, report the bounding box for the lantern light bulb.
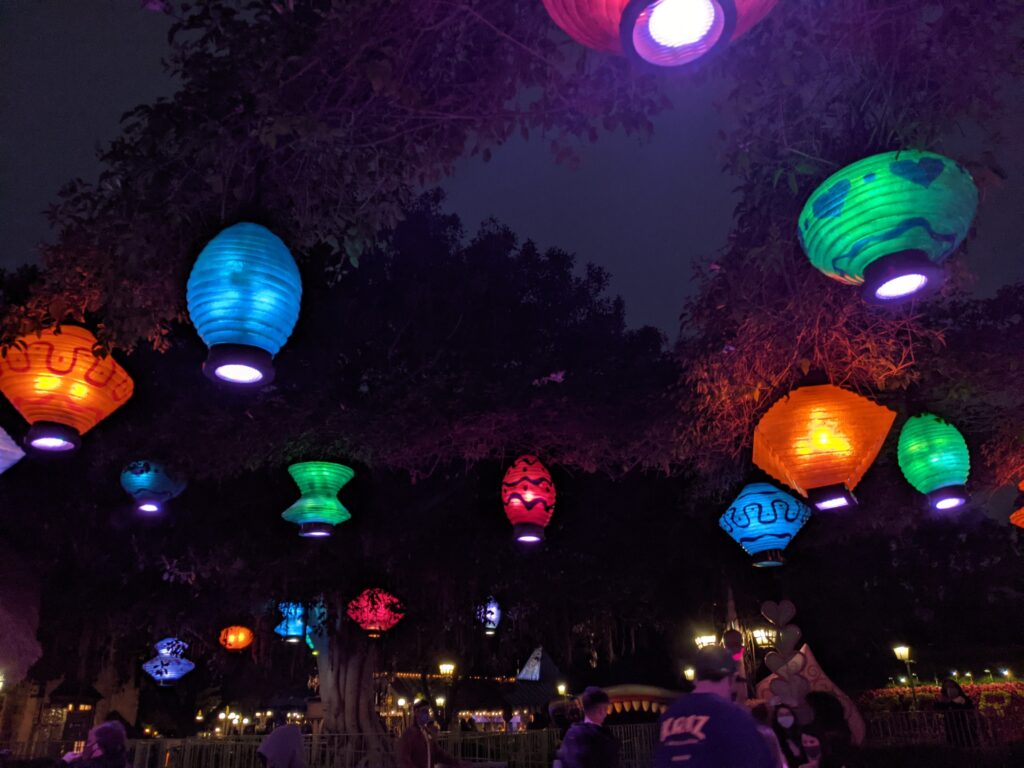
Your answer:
[934,495,966,511]
[647,0,716,47]
[874,273,929,300]
[517,534,541,543]
[214,363,264,384]
[30,436,75,451]
[138,502,160,513]
[814,496,850,511]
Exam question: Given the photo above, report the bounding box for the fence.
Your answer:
[1,725,658,768]
[865,709,1016,748]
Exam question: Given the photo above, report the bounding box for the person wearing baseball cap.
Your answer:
[654,646,776,768]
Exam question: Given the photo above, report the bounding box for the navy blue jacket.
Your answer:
[653,693,775,768]
[556,722,619,768]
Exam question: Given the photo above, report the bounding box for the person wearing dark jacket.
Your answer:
[73,722,129,768]
[654,647,775,768]
[397,700,463,768]
[935,678,979,748]
[555,687,618,768]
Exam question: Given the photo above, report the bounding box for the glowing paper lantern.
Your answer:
[477,597,501,635]
[799,150,977,303]
[219,625,254,651]
[0,427,25,475]
[719,483,812,567]
[281,461,354,538]
[542,0,777,68]
[0,326,134,452]
[753,385,896,511]
[186,223,302,386]
[347,588,404,638]
[274,602,306,643]
[1009,482,1024,529]
[143,637,194,685]
[502,455,556,543]
[897,414,970,511]
[120,460,186,514]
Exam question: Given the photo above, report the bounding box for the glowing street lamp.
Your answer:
[752,628,778,648]
[556,683,568,697]
[893,645,918,708]
[694,634,717,649]
[683,667,696,682]
[439,662,455,677]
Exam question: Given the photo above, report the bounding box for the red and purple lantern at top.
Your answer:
[541,0,777,68]
[502,455,556,543]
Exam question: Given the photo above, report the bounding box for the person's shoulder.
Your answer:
[664,692,746,716]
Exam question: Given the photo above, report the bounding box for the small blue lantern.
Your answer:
[120,460,186,514]
[274,602,306,643]
[719,483,812,568]
[143,637,195,685]
[186,223,302,386]
[477,597,501,635]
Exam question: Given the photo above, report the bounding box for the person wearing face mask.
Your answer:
[771,705,806,767]
[397,700,464,768]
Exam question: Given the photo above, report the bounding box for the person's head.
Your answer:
[580,687,610,726]
[773,704,798,732]
[92,721,127,758]
[750,703,770,726]
[941,678,967,700]
[693,646,737,699]
[412,700,434,727]
[801,732,822,762]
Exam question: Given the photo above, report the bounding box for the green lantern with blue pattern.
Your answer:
[798,150,977,304]
[897,413,970,511]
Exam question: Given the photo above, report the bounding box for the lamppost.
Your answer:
[893,645,918,709]
[694,634,717,649]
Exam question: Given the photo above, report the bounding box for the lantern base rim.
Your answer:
[204,344,275,386]
[25,422,81,453]
[299,522,334,538]
[927,486,968,511]
[620,0,737,68]
[136,499,163,514]
[752,549,785,567]
[807,484,858,511]
[862,250,945,305]
[513,523,546,543]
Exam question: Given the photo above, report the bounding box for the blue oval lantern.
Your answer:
[274,602,306,643]
[477,597,501,635]
[143,637,195,685]
[186,223,302,386]
[719,483,812,568]
[120,460,186,514]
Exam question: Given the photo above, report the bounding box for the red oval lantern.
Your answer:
[541,0,777,68]
[502,455,556,543]
[347,588,404,638]
[219,625,254,651]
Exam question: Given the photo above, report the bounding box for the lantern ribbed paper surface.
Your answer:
[502,455,556,542]
[219,625,254,651]
[477,597,502,634]
[281,462,354,537]
[799,151,977,285]
[0,326,134,442]
[1010,482,1024,529]
[753,385,896,497]
[187,223,301,384]
[120,461,186,509]
[0,427,25,475]
[897,414,970,494]
[719,483,811,567]
[143,638,194,684]
[274,602,306,642]
[347,588,404,637]
[541,0,776,67]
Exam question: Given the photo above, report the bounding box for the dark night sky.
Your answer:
[2,1,1022,337]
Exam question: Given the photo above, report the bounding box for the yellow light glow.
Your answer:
[397,698,407,707]
[439,662,455,676]
[694,634,717,649]
[34,375,61,391]
[435,697,446,707]
[684,667,696,681]
[893,645,910,662]
[557,683,567,696]
[795,410,852,458]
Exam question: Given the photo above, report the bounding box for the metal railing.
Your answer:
[865,710,1021,749]
[1,724,660,768]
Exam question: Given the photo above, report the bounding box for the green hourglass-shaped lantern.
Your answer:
[281,461,354,538]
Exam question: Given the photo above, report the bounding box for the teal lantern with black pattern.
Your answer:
[798,150,977,304]
[719,482,812,567]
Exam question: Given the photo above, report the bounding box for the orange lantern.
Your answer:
[0,326,134,452]
[1010,482,1024,529]
[219,625,254,651]
[753,384,895,511]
